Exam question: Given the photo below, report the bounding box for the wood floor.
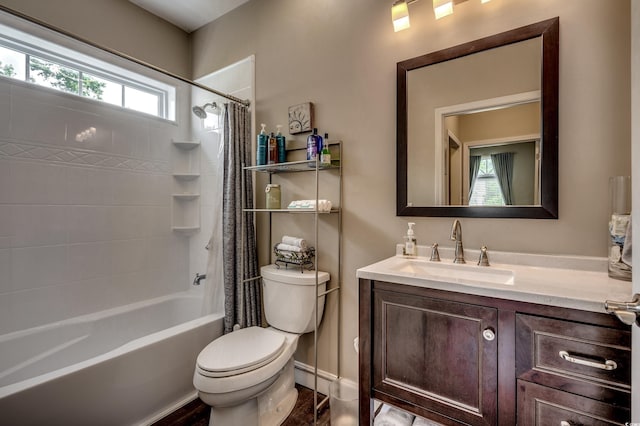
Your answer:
[153,384,331,425]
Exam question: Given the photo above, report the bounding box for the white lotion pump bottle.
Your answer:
[404,222,417,256]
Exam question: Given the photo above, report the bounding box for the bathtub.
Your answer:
[0,290,223,426]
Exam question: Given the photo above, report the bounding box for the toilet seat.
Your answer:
[196,327,286,378]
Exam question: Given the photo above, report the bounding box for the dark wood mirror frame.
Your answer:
[397,17,559,218]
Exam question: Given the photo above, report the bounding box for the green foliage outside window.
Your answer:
[0,58,105,100]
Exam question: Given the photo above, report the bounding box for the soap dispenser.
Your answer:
[404,222,417,256]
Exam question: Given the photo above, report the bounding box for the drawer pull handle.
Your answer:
[558,350,617,371]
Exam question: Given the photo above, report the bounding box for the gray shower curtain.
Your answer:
[222,102,261,334]
[491,152,515,205]
[469,155,482,200]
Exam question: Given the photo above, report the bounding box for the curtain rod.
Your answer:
[0,5,251,107]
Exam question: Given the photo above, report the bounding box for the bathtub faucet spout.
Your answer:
[193,273,207,286]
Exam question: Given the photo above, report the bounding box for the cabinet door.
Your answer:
[518,380,630,425]
[372,288,498,425]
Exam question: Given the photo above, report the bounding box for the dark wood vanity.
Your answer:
[359,279,631,425]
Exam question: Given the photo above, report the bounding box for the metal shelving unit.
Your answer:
[242,142,342,425]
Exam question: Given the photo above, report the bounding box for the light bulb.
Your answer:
[392,0,411,32]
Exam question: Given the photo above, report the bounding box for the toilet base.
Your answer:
[208,358,298,426]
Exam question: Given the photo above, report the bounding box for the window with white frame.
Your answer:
[469,156,506,206]
[0,24,175,120]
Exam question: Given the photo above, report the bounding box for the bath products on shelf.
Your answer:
[265,184,281,209]
[321,133,331,167]
[276,125,286,163]
[404,222,417,256]
[256,123,268,166]
[306,128,323,162]
[268,132,277,165]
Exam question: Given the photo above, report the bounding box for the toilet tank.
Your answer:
[261,265,330,334]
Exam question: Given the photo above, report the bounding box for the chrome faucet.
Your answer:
[478,246,490,267]
[193,273,207,286]
[450,219,465,264]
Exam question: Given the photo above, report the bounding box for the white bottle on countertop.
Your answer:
[404,222,417,256]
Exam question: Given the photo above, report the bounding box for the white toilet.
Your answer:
[193,264,330,426]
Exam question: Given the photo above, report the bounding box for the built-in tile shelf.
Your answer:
[171,140,201,150]
[172,173,200,181]
[171,139,201,234]
[172,193,200,201]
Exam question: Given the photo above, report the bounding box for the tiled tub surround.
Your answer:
[0,79,198,335]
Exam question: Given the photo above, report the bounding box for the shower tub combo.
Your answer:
[0,291,223,425]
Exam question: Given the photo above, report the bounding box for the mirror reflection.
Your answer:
[438,100,540,206]
[397,18,559,218]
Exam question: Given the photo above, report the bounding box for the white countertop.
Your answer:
[356,245,633,313]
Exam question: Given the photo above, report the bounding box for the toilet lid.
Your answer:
[197,327,286,378]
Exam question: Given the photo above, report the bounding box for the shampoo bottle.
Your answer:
[256,123,268,166]
[404,222,417,256]
[268,132,277,165]
[320,132,331,167]
[306,128,322,162]
[276,125,286,163]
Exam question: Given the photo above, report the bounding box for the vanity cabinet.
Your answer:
[359,279,631,425]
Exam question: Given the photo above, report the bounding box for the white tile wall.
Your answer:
[11,161,68,205]
[0,77,193,335]
[0,249,11,293]
[11,205,68,247]
[189,56,253,283]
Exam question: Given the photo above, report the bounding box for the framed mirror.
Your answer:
[397,18,558,218]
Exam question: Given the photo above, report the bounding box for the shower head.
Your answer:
[192,102,218,119]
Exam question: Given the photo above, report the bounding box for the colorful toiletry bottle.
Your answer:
[320,133,331,167]
[404,222,417,256]
[306,128,323,163]
[268,132,277,165]
[276,125,286,163]
[256,123,268,166]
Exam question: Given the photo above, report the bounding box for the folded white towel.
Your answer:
[286,199,332,212]
[412,416,444,426]
[276,243,303,252]
[282,236,308,250]
[374,405,415,426]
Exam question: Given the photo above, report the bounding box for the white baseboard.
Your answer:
[293,360,338,396]
[139,391,198,425]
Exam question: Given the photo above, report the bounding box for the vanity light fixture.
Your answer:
[392,0,490,31]
[433,0,454,19]
[392,0,414,32]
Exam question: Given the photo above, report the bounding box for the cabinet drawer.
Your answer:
[517,380,630,425]
[516,314,630,405]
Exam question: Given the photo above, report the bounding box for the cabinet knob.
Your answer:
[482,327,495,341]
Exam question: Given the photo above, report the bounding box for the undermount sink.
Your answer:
[385,257,515,286]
